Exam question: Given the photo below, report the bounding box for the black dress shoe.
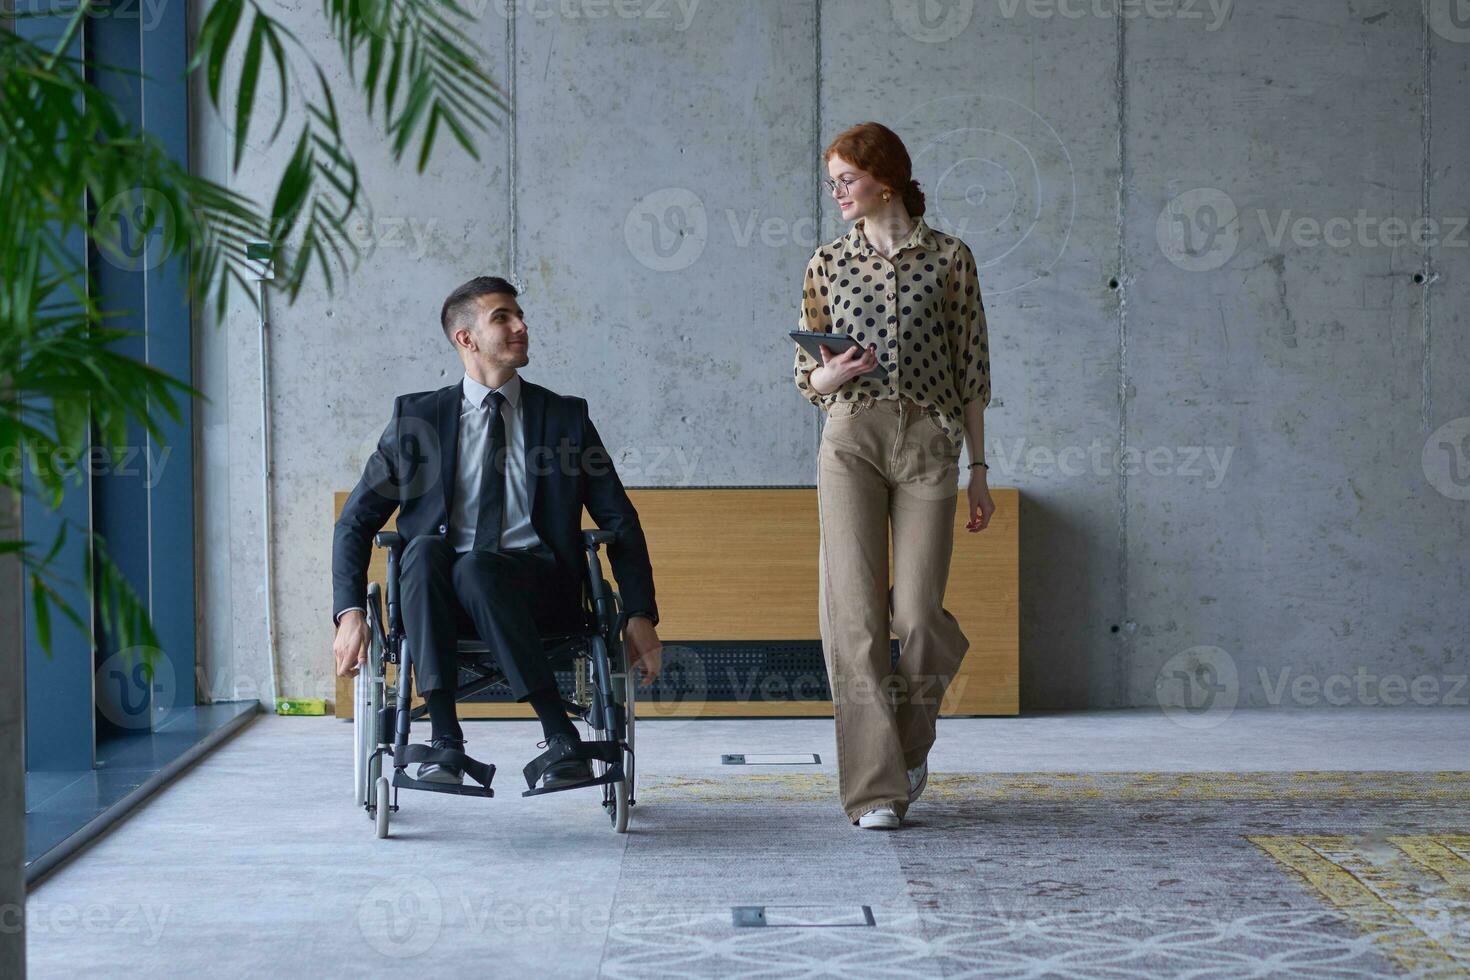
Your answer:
[539,733,592,789]
[416,736,466,785]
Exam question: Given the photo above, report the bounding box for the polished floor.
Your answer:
[24,708,1470,978]
[25,703,258,875]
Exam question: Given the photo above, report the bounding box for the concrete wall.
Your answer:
[195,0,1470,712]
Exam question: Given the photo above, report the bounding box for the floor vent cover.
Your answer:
[721,753,822,765]
[731,906,876,928]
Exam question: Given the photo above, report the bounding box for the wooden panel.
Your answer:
[608,489,820,639]
[932,486,1020,715]
[332,487,1018,718]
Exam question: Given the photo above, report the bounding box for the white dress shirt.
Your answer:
[449,372,543,553]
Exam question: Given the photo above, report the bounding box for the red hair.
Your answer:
[823,122,926,217]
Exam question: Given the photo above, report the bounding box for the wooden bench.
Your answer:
[332,487,1018,718]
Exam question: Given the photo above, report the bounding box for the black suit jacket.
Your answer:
[332,376,658,632]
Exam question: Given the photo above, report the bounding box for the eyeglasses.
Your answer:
[821,172,867,196]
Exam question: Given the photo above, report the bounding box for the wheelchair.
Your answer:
[353,529,637,838]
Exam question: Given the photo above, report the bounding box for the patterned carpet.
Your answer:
[598,772,1470,978]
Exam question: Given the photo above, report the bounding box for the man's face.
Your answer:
[455,292,530,370]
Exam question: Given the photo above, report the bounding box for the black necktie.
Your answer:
[472,390,507,552]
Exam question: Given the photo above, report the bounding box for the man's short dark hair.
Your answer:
[440,275,518,343]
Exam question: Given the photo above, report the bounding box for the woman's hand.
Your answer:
[965,470,995,532]
[811,343,878,392]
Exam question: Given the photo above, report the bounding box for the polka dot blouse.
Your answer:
[792,216,991,453]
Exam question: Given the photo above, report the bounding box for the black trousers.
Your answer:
[399,535,562,701]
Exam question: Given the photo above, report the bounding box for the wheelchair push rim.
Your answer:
[582,632,634,833]
[356,583,388,811]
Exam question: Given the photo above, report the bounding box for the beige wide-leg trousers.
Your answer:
[817,394,970,824]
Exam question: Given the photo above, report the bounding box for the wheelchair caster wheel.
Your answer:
[375,775,391,839]
[608,777,629,833]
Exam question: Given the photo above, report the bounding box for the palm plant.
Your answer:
[1,0,505,657]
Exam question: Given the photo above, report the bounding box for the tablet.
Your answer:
[789,330,890,381]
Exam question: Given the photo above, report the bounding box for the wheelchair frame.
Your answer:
[353,529,638,837]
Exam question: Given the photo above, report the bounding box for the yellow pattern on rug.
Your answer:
[1249,834,1470,976]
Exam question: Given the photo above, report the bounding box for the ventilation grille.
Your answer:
[460,640,901,703]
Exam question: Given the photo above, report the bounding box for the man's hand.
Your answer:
[333,610,370,677]
[624,616,663,686]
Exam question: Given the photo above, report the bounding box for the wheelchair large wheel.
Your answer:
[354,672,370,806]
[355,586,385,805]
[585,634,632,833]
[358,584,389,830]
[623,657,636,801]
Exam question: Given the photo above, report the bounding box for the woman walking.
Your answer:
[793,122,995,830]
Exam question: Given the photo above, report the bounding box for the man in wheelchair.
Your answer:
[331,275,663,792]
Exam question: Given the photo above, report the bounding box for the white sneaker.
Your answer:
[907,761,928,803]
[858,807,900,830]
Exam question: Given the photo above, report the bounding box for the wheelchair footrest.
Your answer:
[392,742,496,797]
[521,766,623,798]
[520,738,624,795]
[392,771,495,798]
